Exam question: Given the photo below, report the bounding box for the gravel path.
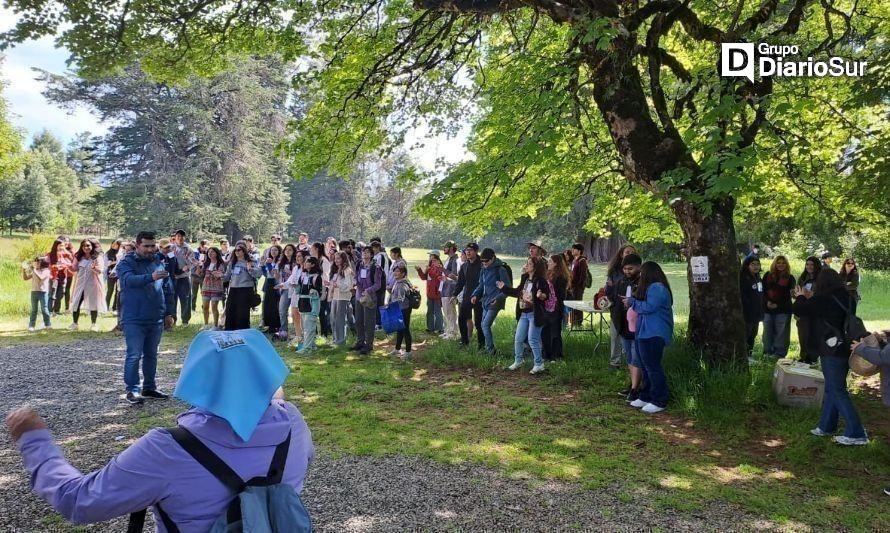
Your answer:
[0,338,777,532]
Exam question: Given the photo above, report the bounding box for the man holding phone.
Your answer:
[115,232,176,405]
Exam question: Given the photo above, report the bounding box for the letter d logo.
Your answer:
[721,43,755,82]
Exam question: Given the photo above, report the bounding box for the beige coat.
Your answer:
[70,256,108,312]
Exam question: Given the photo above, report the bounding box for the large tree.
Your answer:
[39,57,292,239]
[3,0,886,362]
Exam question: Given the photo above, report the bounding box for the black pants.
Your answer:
[224,287,253,331]
[261,280,281,333]
[72,295,98,325]
[319,300,332,336]
[541,315,563,360]
[459,300,484,348]
[106,278,118,310]
[191,278,203,311]
[745,320,760,356]
[395,307,413,352]
[51,277,67,313]
[795,317,817,363]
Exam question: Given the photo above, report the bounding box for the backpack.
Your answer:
[406,282,422,310]
[127,427,311,533]
[499,263,513,287]
[829,295,868,345]
[544,280,558,313]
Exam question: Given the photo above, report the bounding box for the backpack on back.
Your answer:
[128,426,311,533]
[499,263,513,288]
[405,281,422,310]
[830,295,868,345]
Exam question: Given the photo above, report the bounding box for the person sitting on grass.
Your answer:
[5,331,314,532]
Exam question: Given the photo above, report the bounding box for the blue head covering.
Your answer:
[174,329,289,442]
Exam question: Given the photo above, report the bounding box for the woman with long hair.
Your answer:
[605,244,637,368]
[416,252,444,334]
[739,256,764,357]
[310,242,332,338]
[69,238,107,332]
[541,254,571,361]
[795,256,821,363]
[196,247,225,329]
[261,244,283,335]
[763,255,796,358]
[276,244,298,338]
[839,258,860,315]
[105,239,123,313]
[794,269,868,445]
[223,244,262,331]
[47,238,75,314]
[328,251,355,347]
[279,250,308,347]
[296,257,323,354]
[624,261,674,414]
[499,257,549,374]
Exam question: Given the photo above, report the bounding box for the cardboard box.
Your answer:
[773,360,825,408]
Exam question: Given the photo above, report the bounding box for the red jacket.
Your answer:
[47,249,76,280]
[418,263,443,300]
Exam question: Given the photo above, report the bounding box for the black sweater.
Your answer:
[792,287,851,358]
[739,271,764,322]
[502,273,550,326]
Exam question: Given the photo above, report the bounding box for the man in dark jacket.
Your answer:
[116,231,175,405]
[454,243,484,349]
[471,248,512,354]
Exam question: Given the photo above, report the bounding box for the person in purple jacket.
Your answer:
[351,246,383,356]
[5,331,314,531]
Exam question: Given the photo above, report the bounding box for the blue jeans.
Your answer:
[173,277,192,324]
[123,322,164,393]
[29,291,51,328]
[637,337,668,408]
[514,312,543,366]
[622,337,641,368]
[763,313,790,357]
[481,307,500,351]
[426,298,443,332]
[818,355,866,438]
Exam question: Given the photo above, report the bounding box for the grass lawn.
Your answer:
[2,234,890,529]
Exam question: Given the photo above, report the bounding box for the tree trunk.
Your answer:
[672,197,747,364]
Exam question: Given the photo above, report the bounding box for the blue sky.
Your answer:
[0,8,468,170]
[1,8,107,146]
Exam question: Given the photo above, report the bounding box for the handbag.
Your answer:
[380,303,406,333]
[250,290,262,308]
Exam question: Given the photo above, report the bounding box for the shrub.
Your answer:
[15,234,57,263]
[850,228,890,270]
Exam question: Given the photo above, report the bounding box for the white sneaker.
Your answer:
[530,364,545,374]
[833,435,869,446]
[388,349,402,356]
[629,399,647,408]
[507,361,523,371]
[90,324,99,332]
[642,403,665,414]
[68,323,79,331]
[27,326,35,332]
[44,326,52,331]
[810,427,832,437]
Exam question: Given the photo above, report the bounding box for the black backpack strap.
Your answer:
[830,295,851,315]
[166,426,244,492]
[128,500,179,533]
[245,430,292,486]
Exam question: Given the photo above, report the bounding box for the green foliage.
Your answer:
[15,234,57,263]
[847,228,890,270]
[0,59,23,183]
[41,57,292,238]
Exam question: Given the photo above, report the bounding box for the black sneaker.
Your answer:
[618,388,631,397]
[349,343,363,352]
[142,389,169,400]
[625,389,640,403]
[126,391,144,405]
